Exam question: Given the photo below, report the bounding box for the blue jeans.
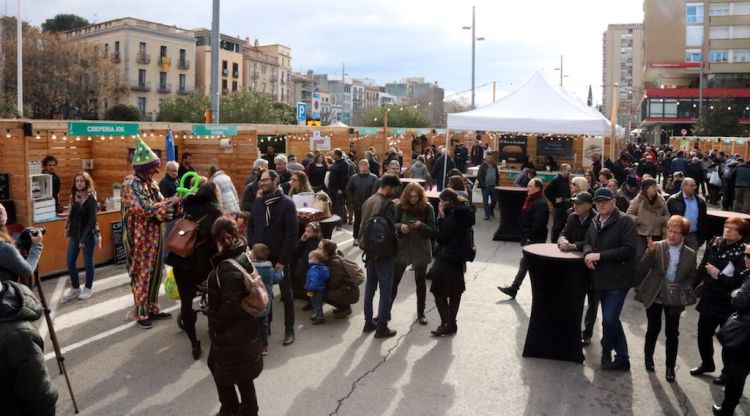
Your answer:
[310,291,325,317]
[599,289,629,360]
[67,235,95,289]
[481,187,497,218]
[364,258,394,330]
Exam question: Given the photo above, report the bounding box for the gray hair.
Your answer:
[274,155,288,164]
[165,161,179,170]
[253,159,269,170]
[388,160,401,168]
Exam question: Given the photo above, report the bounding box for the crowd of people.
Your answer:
[497,142,750,415]
[3,136,750,415]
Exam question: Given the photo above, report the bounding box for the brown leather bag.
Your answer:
[165,215,207,258]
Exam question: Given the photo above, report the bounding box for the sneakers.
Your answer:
[61,288,81,303]
[283,329,295,346]
[137,319,153,329]
[311,315,326,325]
[78,287,93,300]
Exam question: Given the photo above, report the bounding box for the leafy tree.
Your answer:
[362,104,430,128]
[444,98,471,114]
[156,93,210,123]
[104,104,142,121]
[42,14,90,33]
[693,97,743,137]
[219,90,296,124]
[0,17,120,119]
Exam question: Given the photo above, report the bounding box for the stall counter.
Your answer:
[32,210,121,277]
[499,169,581,186]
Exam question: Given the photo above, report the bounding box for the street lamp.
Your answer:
[463,6,485,109]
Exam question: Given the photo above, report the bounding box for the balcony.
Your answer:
[177,59,190,70]
[136,52,151,64]
[131,81,151,92]
[158,83,172,94]
[222,68,228,76]
[177,86,195,95]
[233,71,239,78]
[111,52,121,63]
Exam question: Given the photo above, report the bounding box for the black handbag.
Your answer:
[662,283,697,307]
[716,314,750,352]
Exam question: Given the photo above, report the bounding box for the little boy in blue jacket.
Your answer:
[305,249,331,324]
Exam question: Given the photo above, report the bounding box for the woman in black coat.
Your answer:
[689,217,748,384]
[430,188,475,336]
[498,178,549,299]
[291,222,323,300]
[166,182,222,360]
[207,216,263,416]
[305,153,328,192]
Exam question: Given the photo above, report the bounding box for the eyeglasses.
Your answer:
[724,226,740,232]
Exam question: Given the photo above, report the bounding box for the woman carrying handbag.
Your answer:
[636,215,697,382]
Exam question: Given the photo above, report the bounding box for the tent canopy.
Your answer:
[447,72,619,137]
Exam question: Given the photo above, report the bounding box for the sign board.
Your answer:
[192,124,238,136]
[498,136,527,164]
[681,128,688,136]
[311,93,321,120]
[297,102,307,124]
[69,122,139,136]
[391,128,406,136]
[312,131,331,151]
[582,137,604,167]
[416,129,430,135]
[359,127,378,136]
[307,120,321,126]
[111,221,127,265]
[536,137,574,158]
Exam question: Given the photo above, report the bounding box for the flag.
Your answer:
[165,129,175,162]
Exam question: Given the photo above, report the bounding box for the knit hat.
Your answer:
[0,203,6,226]
[131,137,161,173]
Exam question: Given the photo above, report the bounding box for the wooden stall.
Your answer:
[669,136,750,160]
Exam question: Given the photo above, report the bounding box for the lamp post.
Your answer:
[462,6,484,109]
[554,55,569,87]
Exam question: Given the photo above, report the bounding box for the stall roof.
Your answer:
[447,72,620,137]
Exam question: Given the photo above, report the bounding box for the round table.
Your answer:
[400,177,427,188]
[493,186,528,242]
[522,243,588,363]
[706,209,750,242]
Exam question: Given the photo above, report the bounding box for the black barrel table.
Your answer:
[493,186,527,241]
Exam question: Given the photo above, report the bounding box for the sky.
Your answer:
[14,0,644,107]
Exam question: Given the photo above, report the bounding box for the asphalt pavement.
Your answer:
[37,218,749,416]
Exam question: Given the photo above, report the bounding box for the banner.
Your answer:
[498,136,527,164]
[536,137,574,158]
[582,137,603,167]
[69,122,139,136]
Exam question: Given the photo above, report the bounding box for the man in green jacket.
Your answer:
[0,280,58,415]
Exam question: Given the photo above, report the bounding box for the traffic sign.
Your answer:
[312,92,321,120]
[307,120,321,126]
[296,102,307,125]
[681,128,688,136]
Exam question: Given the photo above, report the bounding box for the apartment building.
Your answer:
[641,0,750,139]
[66,17,196,120]
[258,44,293,104]
[193,29,244,95]
[243,39,280,97]
[602,23,644,131]
[314,74,352,124]
[289,71,315,108]
[385,77,446,127]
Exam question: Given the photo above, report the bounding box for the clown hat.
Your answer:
[132,137,159,166]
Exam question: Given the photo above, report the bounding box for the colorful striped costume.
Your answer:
[121,174,177,320]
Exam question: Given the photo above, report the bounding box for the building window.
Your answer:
[686,4,704,23]
[710,3,730,16]
[649,100,664,118]
[222,60,228,76]
[232,62,239,78]
[104,43,109,54]
[686,49,702,62]
[735,25,750,38]
[159,72,167,88]
[686,25,704,46]
[710,26,731,39]
[160,45,167,58]
[114,41,120,52]
[136,97,146,114]
[733,49,750,62]
[222,79,228,93]
[735,2,750,15]
[664,99,678,118]
[179,74,186,90]
[138,69,146,85]
[709,50,729,62]
[179,49,186,62]
[139,42,146,53]
[232,81,238,91]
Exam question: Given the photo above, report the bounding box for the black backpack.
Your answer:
[362,200,397,261]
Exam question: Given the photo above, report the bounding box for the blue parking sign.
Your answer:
[297,102,307,122]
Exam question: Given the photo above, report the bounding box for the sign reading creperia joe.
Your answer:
[192,124,238,136]
[68,122,140,136]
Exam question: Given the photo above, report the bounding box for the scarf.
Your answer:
[263,188,283,228]
[522,191,543,214]
[74,189,91,206]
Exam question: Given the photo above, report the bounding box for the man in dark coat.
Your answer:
[591,153,602,181]
[432,148,456,191]
[177,152,195,180]
[558,192,598,346]
[455,144,469,173]
[248,170,299,345]
[346,159,378,244]
[544,163,572,243]
[498,178,549,299]
[328,149,350,220]
[262,145,276,166]
[583,187,638,371]
[667,178,707,251]
[470,139,486,166]
[159,161,180,198]
[0,280,58,416]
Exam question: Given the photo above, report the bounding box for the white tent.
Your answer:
[447,71,619,137]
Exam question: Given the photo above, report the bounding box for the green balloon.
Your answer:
[177,172,201,198]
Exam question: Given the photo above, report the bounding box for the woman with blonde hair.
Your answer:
[571,176,591,196]
[62,171,99,301]
[288,171,313,196]
[391,182,436,325]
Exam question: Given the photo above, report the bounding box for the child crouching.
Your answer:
[250,243,283,354]
[305,249,330,324]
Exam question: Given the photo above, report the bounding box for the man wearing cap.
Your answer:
[583,187,638,371]
[122,138,180,329]
[558,191,598,346]
[544,163,572,243]
[667,178,707,251]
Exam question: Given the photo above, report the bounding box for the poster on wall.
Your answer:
[312,131,331,151]
[536,137,574,158]
[582,137,604,167]
[498,136,527,163]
